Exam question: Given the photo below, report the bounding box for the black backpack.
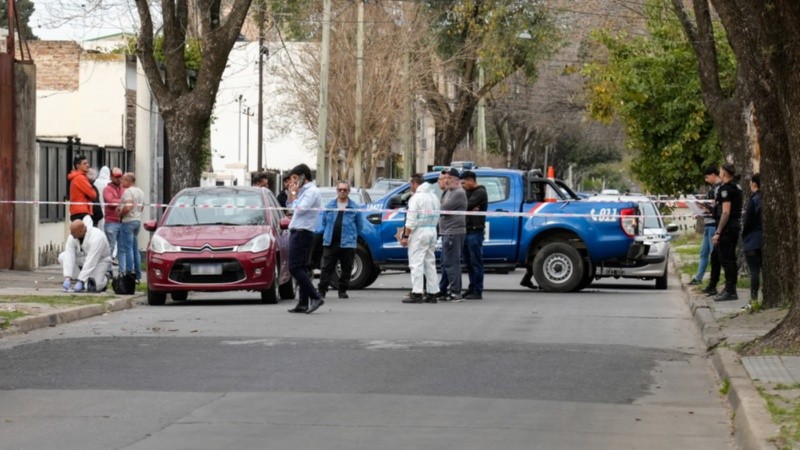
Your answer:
[91,185,103,225]
[111,273,137,295]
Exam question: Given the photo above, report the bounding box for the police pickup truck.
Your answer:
[339,168,646,292]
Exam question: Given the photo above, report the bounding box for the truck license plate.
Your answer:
[191,263,223,275]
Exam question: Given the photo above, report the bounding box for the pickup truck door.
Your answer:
[478,175,520,263]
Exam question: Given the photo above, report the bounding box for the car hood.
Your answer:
[156,225,269,247]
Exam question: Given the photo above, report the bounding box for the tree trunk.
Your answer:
[710,0,800,348]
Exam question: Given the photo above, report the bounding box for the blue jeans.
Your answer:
[119,220,141,279]
[104,221,122,260]
[693,225,716,282]
[463,231,484,294]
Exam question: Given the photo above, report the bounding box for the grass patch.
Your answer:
[759,386,800,449]
[675,245,701,255]
[136,282,147,293]
[671,233,701,247]
[0,310,27,329]
[720,378,731,395]
[0,294,113,307]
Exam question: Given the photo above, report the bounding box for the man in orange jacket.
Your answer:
[68,155,97,223]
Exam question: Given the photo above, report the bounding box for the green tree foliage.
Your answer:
[582,0,735,195]
[0,0,38,40]
[420,0,560,163]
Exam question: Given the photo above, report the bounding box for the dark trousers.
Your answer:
[708,242,721,289]
[717,227,740,294]
[318,246,355,294]
[289,229,320,307]
[463,231,485,294]
[744,248,762,299]
[70,213,89,222]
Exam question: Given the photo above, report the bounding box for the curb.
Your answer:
[672,253,777,449]
[712,349,781,450]
[0,295,142,338]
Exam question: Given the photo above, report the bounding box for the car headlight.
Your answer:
[238,234,273,253]
[150,234,181,253]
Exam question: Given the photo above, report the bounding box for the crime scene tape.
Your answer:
[0,198,713,221]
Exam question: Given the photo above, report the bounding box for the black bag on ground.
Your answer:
[111,273,137,295]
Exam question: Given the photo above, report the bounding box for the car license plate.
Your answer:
[191,263,223,275]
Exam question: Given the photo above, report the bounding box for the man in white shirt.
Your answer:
[59,219,113,292]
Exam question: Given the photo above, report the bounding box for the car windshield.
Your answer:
[164,190,266,226]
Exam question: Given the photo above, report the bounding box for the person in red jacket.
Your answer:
[68,155,97,223]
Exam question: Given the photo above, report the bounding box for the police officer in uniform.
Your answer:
[711,163,743,301]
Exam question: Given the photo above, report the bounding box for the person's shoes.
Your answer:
[423,295,438,304]
[338,292,349,299]
[446,293,463,303]
[701,286,718,296]
[318,289,327,299]
[87,278,97,293]
[306,298,325,314]
[520,279,536,290]
[714,291,739,302]
[687,279,702,286]
[402,293,424,303]
[288,304,308,313]
[464,292,483,300]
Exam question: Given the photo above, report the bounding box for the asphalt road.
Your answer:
[0,271,734,449]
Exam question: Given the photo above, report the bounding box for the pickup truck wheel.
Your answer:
[572,261,594,292]
[344,246,373,290]
[655,261,669,290]
[533,243,585,293]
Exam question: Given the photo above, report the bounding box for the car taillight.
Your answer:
[619,207,638,237]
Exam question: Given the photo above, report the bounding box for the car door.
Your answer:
[476,174,519,263]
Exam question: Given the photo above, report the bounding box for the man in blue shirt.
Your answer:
[316,181,363,299]
[286,164,325,314]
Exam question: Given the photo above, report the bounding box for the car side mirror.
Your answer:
[666,223,679,233]
[143,220,157,232]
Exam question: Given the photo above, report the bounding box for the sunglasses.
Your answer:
[337,188,349,192]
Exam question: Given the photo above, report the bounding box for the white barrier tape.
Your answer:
[0,199,711,221]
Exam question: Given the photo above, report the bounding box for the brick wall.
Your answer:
[28,41,82,91]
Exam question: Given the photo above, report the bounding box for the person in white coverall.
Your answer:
[58,219,112,292]
[401,179,441,303]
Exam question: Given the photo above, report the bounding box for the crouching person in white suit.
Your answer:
[59,219,112,292]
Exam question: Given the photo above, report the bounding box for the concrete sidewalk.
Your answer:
[673,251,796,450]
[0,265,143,337]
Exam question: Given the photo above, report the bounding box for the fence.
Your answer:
[38,137,134,223]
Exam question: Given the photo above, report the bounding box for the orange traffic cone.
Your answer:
[544,166,557,202]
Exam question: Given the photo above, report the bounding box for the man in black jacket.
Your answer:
[460,170,488,300]
[711,164,743,301]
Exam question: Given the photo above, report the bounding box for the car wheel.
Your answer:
[655,262,669,290]
[533,242,584,293]
[261,264,280,304]
[171,291,188,301]
[362,266,380,289]
[346,245,374,290]
[147,288,167,306]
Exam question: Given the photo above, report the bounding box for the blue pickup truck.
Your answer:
[337,168,645,292]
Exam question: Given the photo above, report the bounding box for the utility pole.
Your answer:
[245,106,253,172]
[316,0,332,186]
[257,1,266,171]
[237,94,244,162]
[353,0,364,187]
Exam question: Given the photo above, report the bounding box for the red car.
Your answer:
[142,186,293,305]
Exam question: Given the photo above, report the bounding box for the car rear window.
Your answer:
[165,190,266,226]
